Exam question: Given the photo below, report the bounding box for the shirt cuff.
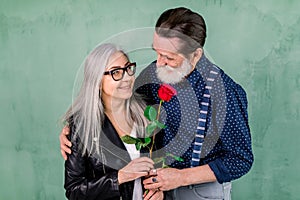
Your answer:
[110,171,120,191]
[208,159,231,184]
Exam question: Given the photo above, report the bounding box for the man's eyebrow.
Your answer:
[151,44,156,51]
[151,44,176,60]
[151,44,165,54]
[152,44,165,52]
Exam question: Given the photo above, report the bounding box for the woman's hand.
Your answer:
[118,157,154,184]
[59,126,72,160]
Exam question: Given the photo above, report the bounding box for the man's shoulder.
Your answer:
[138,61,156,76]
[220,69,246,94]
[135,61,159,87]
[209,67,247,102]
[201,60,246,97]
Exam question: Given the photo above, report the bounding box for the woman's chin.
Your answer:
[116,91,133,100]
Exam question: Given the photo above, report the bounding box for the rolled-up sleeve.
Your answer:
[208,80,254,183]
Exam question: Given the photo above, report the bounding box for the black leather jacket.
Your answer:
[64,116,135,200]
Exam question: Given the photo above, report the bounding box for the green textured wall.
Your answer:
[0,0,299,199]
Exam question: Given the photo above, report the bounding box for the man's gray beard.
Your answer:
[156,59,193,84]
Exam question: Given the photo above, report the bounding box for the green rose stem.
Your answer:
[144,99,163,197]
[149,99,163,159]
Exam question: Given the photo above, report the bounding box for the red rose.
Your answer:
[158,84,177,102]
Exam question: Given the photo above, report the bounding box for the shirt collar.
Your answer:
[185,53,208,87]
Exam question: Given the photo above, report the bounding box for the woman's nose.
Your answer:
[122,70,133,81]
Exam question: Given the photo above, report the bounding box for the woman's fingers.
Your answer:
[134,157,154,165]
[119,157,156,183]
[130,157,154,172]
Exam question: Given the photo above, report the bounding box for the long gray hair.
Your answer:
[63,43,146,156]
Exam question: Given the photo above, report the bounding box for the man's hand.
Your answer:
[143,168,182,191]
[143,189,164,200]
[59,126,72,160]
[144,164,217,191]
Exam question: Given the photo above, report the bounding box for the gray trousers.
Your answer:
[164,182,232,200]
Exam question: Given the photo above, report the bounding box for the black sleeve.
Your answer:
[64,126,120,200]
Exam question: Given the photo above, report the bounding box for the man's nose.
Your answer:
[156,54,167,66]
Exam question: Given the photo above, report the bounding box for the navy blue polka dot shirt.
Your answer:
[135,54,254,183]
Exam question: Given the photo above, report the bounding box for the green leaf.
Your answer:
[155,120,166,129]
[162,164,170,168]
[153,157,164,164]
[135,142,142,151]
[144,106,157,121]
[144,189,149,195]
[142,137,151,147]
[173,156,184,162]
[121,135,140,144]
[166,153,184,162]
[146,122,157,136]
[161,158,169,168]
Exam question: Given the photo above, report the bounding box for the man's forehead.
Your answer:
[152,32,182,54]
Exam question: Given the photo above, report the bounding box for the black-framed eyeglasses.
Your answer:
[103,62,136,81]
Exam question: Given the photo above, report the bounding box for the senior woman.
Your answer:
[62,43,163,200]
